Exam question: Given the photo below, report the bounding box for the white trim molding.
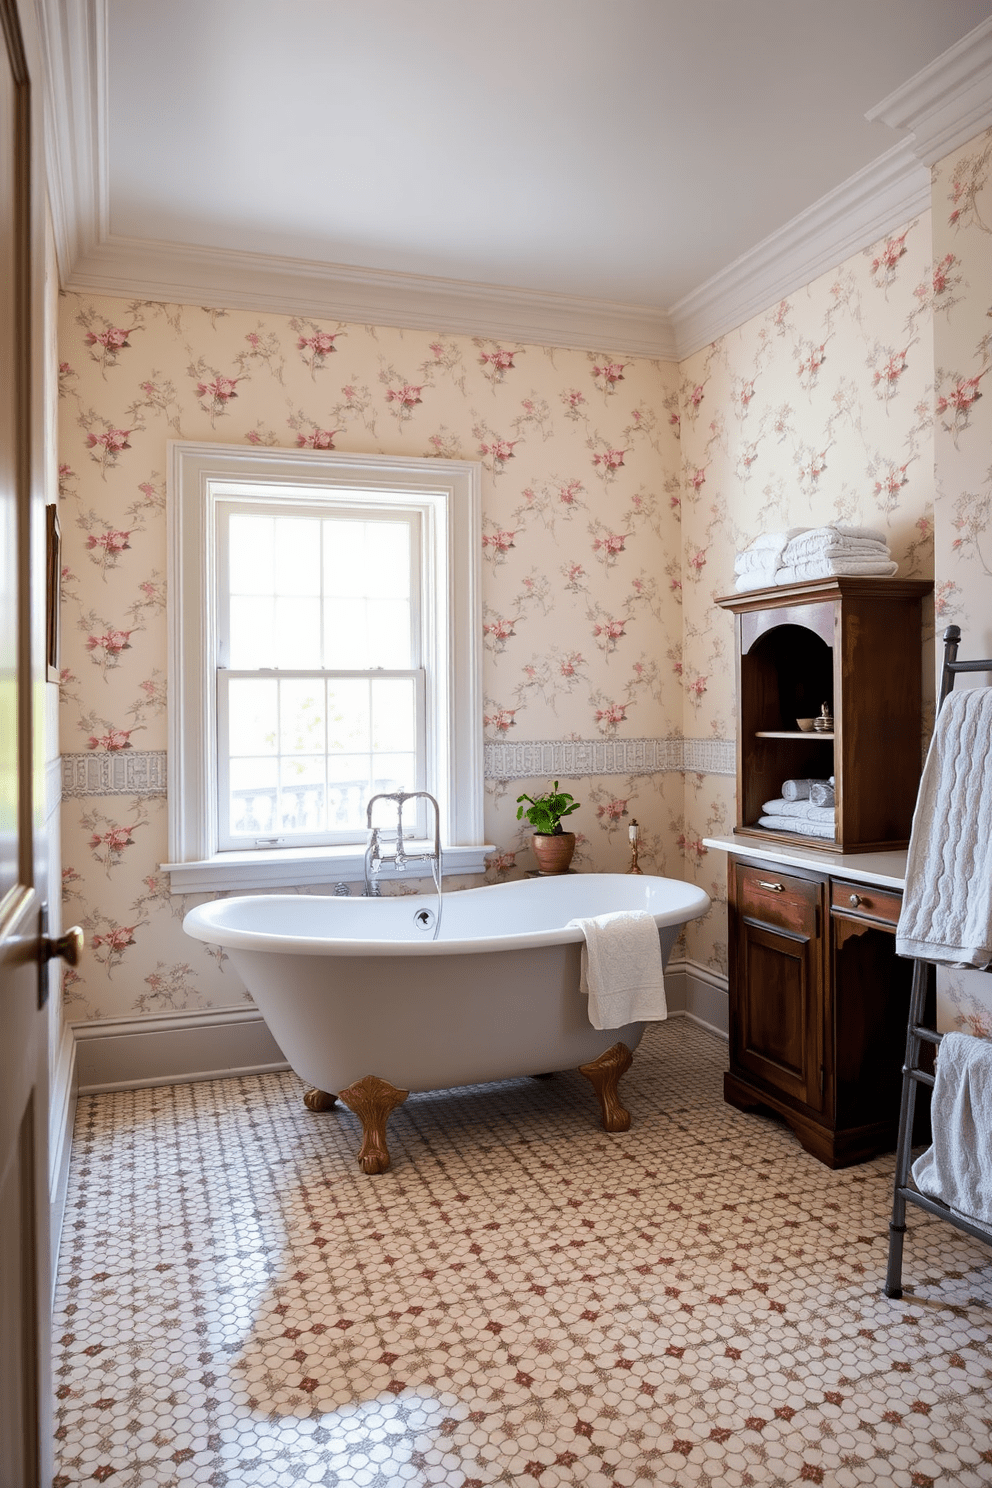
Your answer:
[671,141,931,360]
[166,441,485,890]
[866,18,992,167]
[71,1004,289,1094]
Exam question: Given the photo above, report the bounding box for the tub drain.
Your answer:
[413,907,436,931]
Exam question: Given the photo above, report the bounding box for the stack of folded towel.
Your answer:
[735,524,897,592]
[760,778,836,838]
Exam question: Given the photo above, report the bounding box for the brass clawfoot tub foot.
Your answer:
[337,1074,410,1173]
[578,1042,633,1131]
[303,1088,338,1111]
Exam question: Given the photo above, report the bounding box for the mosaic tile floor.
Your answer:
[53,1021,992,1488]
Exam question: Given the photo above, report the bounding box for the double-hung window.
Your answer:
[164,443,487,892]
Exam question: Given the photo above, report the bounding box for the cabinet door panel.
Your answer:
[736,920,822,1109]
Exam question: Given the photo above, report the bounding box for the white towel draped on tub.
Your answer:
[912,1031,992,1230]
[895,686,992,969]
[567,911,667,1030]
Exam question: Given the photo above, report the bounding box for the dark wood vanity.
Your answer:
[708,575,933,1166]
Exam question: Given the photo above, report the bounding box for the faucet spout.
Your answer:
[363,790,443,901]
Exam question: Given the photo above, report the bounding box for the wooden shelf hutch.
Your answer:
[713,575,933,1166]
[715,575,933,853]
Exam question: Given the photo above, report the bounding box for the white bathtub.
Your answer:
[183,873,709,1170]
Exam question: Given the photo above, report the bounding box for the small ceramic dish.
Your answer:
[796,718,815,731]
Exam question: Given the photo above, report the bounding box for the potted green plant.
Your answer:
[516,781,580,874]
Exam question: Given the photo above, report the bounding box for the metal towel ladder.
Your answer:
[884,625,992,1298]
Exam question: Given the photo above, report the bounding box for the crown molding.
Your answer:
[63,232,680,358]
[36,0,108,280]
[866,18,992,167]
[669,140,931,360]
[37,2,992,365]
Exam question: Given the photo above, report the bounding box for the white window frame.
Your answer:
[163,441,489,892]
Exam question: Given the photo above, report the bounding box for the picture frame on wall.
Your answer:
[46,502,60,682]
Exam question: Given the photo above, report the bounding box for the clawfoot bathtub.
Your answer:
[183,873,710,1172]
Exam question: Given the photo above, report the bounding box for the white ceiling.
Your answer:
[41,0,992,356]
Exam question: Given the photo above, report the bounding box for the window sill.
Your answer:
[161,843,495,895]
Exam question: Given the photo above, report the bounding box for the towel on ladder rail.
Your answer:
[895,686,992,970]
[911,1031,992,1231]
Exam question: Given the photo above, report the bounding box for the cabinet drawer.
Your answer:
[830,881,902,927]
[737,864,819,935]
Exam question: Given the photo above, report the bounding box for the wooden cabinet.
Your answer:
[716,576,932,853]
[725,855,930,1167]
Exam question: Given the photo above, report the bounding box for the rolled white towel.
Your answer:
[809,781,835,807]
[781,777,832,801]
[759,815,836,840]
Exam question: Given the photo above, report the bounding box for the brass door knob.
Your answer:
[44,925,84,966]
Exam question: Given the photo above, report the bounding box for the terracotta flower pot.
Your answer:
[531,831,576,874]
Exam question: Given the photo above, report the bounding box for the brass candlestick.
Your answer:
[626,818,643,874]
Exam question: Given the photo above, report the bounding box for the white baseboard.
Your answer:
[666,958,729,1040]
[49,1020,77,1293]
[72,1004,290,1095]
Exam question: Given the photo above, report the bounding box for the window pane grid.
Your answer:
[219,671,422,848]
[225,508,418,673]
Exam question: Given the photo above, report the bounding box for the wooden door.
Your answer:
[729,863,824,1111]
[0,1,52,1481]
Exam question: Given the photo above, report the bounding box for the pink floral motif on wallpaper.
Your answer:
[482,615,518,654]
[589,609,630,654]
[475,423,518,473]
[591,361,625,395]
[188,359,242,421]
[936,371,986,446]
[869,231,908,287]
[561,561,587,594]
[589,442,626,480]
[84,722,135,752]
[915,253,963,316]
[475,343,519,387]
[137,962,204,1014]
[291,319,340,377]
[560,388,587,420]
[594,795,629,826]
[872,347,910,402]
[83,621,134,674]
[83,425,134,475]
[483,704,517,736]
[588,523,629,567]
[82,806,147,876]
[947,137,992,233]
[86,920,140,977]
[425,427,462,459]
[796,341,828,391]
[512,649,588,711]
[481,527,518,563]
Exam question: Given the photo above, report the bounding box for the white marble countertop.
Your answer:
[702,835,908,890]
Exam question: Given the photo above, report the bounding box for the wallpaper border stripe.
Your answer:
[61,739,735,798]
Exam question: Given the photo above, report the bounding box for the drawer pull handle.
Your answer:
[757,880,785,892]
[849,893,863,908]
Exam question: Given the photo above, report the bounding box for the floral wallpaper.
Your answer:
[57,135,992,1033]
[676,213,937,976]
[57,300,690,1021]
[931,125,992,1036]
